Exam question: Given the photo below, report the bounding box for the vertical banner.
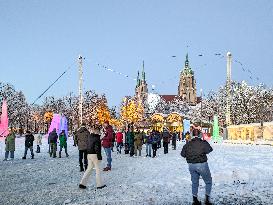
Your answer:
[213,115,220,141]
[183,119,191,135]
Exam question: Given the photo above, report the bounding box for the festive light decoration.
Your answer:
[97,103,111,125]
[213,115,220,141]
[0,100,9,137]
[120,99,144,124]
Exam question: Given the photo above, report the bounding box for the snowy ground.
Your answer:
[0,137,273,205]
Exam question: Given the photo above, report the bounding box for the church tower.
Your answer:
[178,54,197,105]
[135,61,148,103]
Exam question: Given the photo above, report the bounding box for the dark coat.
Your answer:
[181,137,213,164]
[48,131,58,144]
[25,134,35,147]
[162,131,171,143]
[87,133,102,160]
[102,125,114,148]
[75,126,90,150]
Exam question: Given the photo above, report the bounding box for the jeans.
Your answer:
[104,148,112,168]
[116,143,123,153]
[5,151,14,159]
[146,143,152,156]
[24,146,34,157]
[189,162,212,197]
[79,150,88,169]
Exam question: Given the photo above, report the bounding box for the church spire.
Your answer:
[136,71,140,87]
[142,60,145,82]
[185,53,189,68]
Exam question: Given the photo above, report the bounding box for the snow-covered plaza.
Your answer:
[0,137,272,205]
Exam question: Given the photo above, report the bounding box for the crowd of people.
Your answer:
[2,123,213,205]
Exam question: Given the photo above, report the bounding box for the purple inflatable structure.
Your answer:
[48,114,68,137]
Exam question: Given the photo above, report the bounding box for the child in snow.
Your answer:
[181,129,213,205]
[22,131,35,159]
[59,130,69,158]
[4,128,16,161]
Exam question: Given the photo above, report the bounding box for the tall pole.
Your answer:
[78,55,83,126]
[200,88,203,130]
[226,52,232,126]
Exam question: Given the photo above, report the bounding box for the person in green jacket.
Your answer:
[127,127,135,157]
[4,129,16,161]
[59,130,69,158]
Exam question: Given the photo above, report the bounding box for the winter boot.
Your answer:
[59,152,62,158]
[22,156,26,160]
[192,196,201,205]
[205,195,212,205]
[31,155,34,159]
[79,184,87,189]
[97,185,107,189]
[66,153,69,157]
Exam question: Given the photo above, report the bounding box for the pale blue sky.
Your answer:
[1,0,273,107]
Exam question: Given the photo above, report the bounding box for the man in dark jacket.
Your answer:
[172,132,177,150]
[48,128,58,158]
[102,121,113,171]
[181,129,213,205]
[75,123,90,172]
[162,128,171,154]
[22,131,35,159]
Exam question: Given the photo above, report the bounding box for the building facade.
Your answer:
[178,54,197,105]
[135,61,148,103]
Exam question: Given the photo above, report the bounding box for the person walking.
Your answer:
[79,125,107,190]
[35,131,42,153]
[59,130,69,158]
[145,132,152,157]
[75,123,90,172]
[172,132,177,150]
[48,128,58,158]
[102,121,113,171]
[162,128,171,154]
[22,131,35,159]
[151,131,158,158]
[3,128,15,161]
[134,130,143,156]
[127,127,135,157]
[181,129,213,205]
[115,130,123,154]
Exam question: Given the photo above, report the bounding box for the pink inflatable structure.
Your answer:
[0,100,9,137]
[47,114,68,137]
